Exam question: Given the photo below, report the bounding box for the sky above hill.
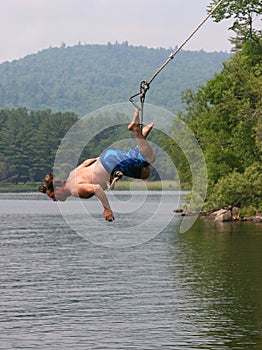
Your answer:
[0,0,235,63]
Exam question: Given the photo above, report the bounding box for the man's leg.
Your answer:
[128,109,156,164]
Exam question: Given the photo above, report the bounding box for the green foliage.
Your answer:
[179,38,261,183]
[205,162,262,211]
[0,43,230,116]
[0,109,79,183]
[159,124,192,186]
[174,33,262,212]
[175,0,262,213]
[209,0,262,46]
[240,206,257,217]
[257,115,262,154]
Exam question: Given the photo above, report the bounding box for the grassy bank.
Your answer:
[0,180,182,193]
[0,183,39,193]
[112,180,181,191]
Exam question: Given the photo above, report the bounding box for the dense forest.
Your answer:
[0,109,79,183]
[0,0,261,215]
[0,43,229,115]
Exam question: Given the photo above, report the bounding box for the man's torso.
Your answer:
[65,158,110,196]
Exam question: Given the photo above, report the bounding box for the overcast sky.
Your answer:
[0,0,235,63]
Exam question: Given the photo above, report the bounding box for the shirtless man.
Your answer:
[39,109,155,222]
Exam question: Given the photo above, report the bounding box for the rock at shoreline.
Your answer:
[207,208,262,223]
[232,207,240,220]
[213,209,232,222]
[174,207,262,224]
[241,216,262,223]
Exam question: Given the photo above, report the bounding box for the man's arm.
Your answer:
[78,183,115,222]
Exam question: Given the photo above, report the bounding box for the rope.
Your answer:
[129,0,225,124]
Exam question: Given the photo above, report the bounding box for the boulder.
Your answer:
[232,207,240,220]
[214,209,232,222]
[251,216,262,223]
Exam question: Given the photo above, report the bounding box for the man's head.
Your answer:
[39,173,56,201]
[39,173,68,201]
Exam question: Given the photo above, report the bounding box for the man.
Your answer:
[39,109,155,222]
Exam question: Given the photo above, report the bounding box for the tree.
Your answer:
[0,108,34,183]
[0,109,79,183]
[257,114,262,154]
[206,162,262,212]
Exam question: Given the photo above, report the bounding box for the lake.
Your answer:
[0,192,262,349]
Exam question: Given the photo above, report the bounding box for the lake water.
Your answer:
[0,192,262,349]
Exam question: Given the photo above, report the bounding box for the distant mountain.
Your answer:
[0,42,230,115]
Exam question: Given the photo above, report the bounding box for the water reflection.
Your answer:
[169,218,262,348]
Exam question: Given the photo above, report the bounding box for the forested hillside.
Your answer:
[0,42,229,115]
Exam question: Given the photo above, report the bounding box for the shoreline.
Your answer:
[174,208,262,224]
[0,180,185,193]
[2,184,260,224]
[200,210,262,224]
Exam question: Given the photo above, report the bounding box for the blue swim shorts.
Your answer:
[100,147,150,179]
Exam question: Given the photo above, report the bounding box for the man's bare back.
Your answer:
[65,158,110,197]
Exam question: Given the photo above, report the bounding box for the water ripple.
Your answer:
[0,196,262,349]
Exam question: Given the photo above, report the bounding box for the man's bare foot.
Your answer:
[128,109,141,132]
[142,123,154,138]
[128,109,154,138]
